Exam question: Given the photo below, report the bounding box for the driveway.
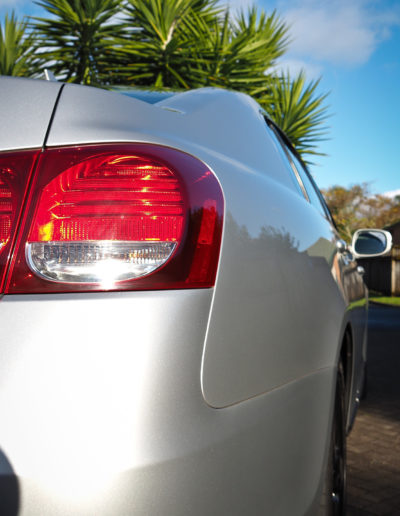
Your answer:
[347,303,400,515]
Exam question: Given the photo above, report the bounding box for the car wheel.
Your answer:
[320,360,347,515]
[330,361,347,515]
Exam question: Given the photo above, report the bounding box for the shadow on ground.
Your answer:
[347,303,400,516]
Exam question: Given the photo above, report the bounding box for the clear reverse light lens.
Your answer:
[26,241,176,284]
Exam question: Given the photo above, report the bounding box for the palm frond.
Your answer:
[33,0,125,84]
[0,11,43,77]
[260,72,330,161]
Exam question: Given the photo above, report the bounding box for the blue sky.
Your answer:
[231,0,400,196]
[1,0,400,196]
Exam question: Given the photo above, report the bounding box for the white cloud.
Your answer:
[285,5,374,65]
[272,57,322,79]
[383,189,400,199]
[277,0,400,67]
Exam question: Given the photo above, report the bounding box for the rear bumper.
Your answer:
[0,290,334,515]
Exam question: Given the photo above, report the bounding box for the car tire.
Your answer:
[321,361,347,516]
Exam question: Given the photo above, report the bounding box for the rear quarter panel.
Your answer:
[46,79,365,434]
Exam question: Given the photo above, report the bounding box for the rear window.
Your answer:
[112,88,176,104]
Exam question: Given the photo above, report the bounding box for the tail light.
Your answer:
[0,150,40,291]
[26,153,184,284]
[6,144,224,293]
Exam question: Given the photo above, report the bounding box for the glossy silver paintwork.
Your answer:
[0,290,334,515]
[0,77,368,514]
[0,77,62,151]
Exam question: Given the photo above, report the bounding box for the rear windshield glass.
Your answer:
[113,88,176,104]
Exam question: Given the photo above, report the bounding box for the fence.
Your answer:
[358,246,400,296]
[391,247,400,296]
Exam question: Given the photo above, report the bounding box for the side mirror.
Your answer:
[351,229,392,258]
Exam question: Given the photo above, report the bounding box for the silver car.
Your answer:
[0,76,392,515]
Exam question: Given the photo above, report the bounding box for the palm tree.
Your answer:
[193,8,288,97]
[116,3,288,94]
[0,11,42,77]
[33,0,125,85]
[262,72,330,161]
[115,0,221,88]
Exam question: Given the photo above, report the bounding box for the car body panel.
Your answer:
[0,293,334,516]
[202,184,344,407]
[0,77,62,152]
[0,290,332,516]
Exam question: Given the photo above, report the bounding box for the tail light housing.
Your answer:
[6,144,224,293]
[0,150,40,291]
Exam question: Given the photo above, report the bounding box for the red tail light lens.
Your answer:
[7,144,223,293]
[0,150,40,291]
[26,153,184,284]
[0,177,13,250]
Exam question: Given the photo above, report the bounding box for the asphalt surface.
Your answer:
[347,303,400,516]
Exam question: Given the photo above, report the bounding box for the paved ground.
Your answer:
[347,304,400,516]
